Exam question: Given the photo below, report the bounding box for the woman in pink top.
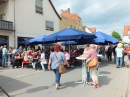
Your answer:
[86,44,99,88]
[64,50,70,60]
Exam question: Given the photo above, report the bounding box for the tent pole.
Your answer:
[69,40,70,55]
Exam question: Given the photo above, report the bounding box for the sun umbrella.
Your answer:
[44,28,96,42]
[94,31,119,44]
[26,35,46,44]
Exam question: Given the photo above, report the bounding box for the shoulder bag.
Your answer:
[86,56,97,68]
[55,52,65,74]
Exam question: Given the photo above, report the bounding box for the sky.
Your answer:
[51,0,130,37]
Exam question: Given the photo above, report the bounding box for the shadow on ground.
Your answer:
[0,75,32,96]
[26,86,49,93]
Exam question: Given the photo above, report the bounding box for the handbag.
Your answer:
[86,56,97,68]
[55,53,65,74]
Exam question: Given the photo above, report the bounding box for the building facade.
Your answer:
[123,25,130,43]
[60,8,85,31]
[0,0,61,47]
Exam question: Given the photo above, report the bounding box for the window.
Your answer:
[46,21,54,31]
[70,25,72,28]
[35,0,43,14]
[129,36,130,39]
[128,30,130,35]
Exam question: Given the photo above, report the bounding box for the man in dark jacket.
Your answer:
[0,46,3,66]
[107,45,113,61]
[113,44,117,63]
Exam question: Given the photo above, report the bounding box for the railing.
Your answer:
[0,20,13,31]
[35,5,43,14]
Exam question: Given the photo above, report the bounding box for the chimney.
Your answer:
[61,10,63,12]
[68,8,70,13]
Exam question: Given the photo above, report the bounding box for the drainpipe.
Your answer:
[14,0,16,48]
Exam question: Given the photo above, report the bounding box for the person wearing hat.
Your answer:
[115,43,124,68]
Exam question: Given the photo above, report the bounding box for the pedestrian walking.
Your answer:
[48,44,70,90]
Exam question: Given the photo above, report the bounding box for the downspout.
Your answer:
[14,0,16,48]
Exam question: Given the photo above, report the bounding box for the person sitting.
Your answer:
[40,50,47,71]
[64,50,70,67]
[22,52,29,68]
[32,51,38,69]
[12,52,21,69]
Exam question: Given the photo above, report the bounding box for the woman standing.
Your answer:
[48,44,69,90]
[86,44,99,88]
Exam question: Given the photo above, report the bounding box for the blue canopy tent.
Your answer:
[44,28,96,42]
[61,41,77,46]
[26,35,47,44]
[94,31,119,44]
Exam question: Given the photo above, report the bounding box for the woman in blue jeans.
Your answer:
[48,44,69,89]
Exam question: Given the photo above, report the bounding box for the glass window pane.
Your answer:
[46,21,54,31]
[36,0,42,7]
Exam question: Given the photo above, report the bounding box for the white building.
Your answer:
[0,0,61,47]
[123,25,130,43]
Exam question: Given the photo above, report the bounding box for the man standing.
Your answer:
[115,43,124,68]
[0,46,3,66]
[107,45,113,62]
[2,45,8,67]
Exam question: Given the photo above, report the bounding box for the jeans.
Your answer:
[114,54,116,63]
[41,61,47,70]
[86,65,90,80]
[116,57,123,67]
[2,54,7,67]
[53,68,61,84]
[32,61,36,68]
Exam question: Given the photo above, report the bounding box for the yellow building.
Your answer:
[60,8,85,31]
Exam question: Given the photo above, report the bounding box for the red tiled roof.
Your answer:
[123,25,130,36]
[88,27,96,33]
[60,8,79,23]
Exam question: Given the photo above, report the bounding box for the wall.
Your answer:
[0,0,60,47]
[60,17,85,31]
[123,36,130,43]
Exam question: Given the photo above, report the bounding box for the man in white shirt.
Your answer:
[115,43,124,68]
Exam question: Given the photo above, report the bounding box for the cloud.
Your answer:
[51,0,130,37]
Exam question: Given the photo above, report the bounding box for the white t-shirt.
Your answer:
[41,53,46,61]
[115,47,124,57]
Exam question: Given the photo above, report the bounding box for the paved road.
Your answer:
[0,57,130,97]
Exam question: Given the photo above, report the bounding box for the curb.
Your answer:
[126,66,130,97]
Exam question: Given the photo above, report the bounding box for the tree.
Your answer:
[111,31,122,41]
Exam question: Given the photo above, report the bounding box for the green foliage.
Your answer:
[111,31,122,41]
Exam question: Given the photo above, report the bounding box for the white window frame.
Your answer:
[45,21,54,31]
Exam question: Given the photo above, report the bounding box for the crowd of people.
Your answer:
[0,42,130,89]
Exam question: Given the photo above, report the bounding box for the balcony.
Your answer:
[0,20,13,31]
[0,0,8,4]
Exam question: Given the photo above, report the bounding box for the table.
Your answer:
[75,54,103,87]
[75,57,87,87]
